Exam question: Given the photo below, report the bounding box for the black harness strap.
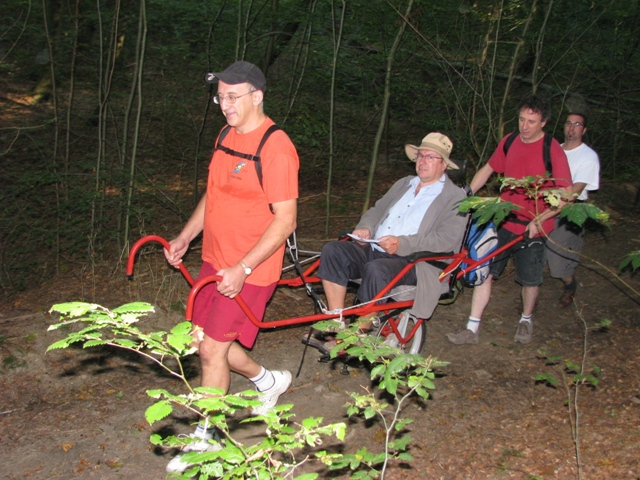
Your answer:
[214,124,282,190]
[503,130,554,177]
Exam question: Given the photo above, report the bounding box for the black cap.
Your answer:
[204,61,267,92]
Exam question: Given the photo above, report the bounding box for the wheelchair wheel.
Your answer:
[373,310,426,355]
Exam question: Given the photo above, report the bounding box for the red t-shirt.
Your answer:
[202,118,299,286]
[489,134,572,235]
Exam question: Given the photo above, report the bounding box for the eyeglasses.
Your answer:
[213,90,255,105]
[564,121,585,128]
[415,153,444,162]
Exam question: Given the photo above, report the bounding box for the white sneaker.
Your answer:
[166,431,222,474]
[383,333,399,348]
[251,370,292,416]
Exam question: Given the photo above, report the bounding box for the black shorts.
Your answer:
[490,227,545,286]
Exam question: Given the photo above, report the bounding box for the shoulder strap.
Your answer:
[542,131,553,174]
[214,124,232,150]
[502,131,519,157]
[503,130,554,177]
[253,124,281,188]
[213,124,282,189]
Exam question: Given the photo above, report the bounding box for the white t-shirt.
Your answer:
[561,142,600,201]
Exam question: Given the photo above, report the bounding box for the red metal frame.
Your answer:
[127,232,524,348]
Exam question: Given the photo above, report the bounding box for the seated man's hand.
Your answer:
[377,235,399,255]
[351,227,372,243]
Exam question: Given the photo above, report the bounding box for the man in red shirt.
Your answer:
[447,94,572,346]
[163,61,299,473]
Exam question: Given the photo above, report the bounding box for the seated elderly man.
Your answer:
[309,132,467,348]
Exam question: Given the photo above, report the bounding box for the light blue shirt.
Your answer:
[372,175,445,251]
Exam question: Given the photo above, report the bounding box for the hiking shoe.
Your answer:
[558,290,575,309]
[445,328,479,345]
[383,333,399,348]
[514,321,533,344]
[166,431,222,473]
[251,370,292,416]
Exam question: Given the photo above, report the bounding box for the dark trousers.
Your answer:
[317,241,417,304]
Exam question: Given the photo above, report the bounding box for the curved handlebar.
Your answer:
[126,235,196,286]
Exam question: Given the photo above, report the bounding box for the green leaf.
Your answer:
[421,377,436,390]
[217,444,245,464]
[384,376,398,395]
[83,339,107,348]
[145,400,172,424]
[171,321,193,335]
[619,250,640,272]
[301,417,322,429]
[293,474,319,480]
[119,313,142,325]
[194,397,227,412]
[390,433,411,451]
[114,338,139,348]
[146,389,171,399]
[46,339,72,351]
[112,302,155,314]
[565,360,580,372]
[363,406,376,420]
[536,373,558,386]
[50,302,98,317]
[560,202,610,228]
[395,418,413,431]
[587,374,599,387]
[167,333,195,352]
[370,364,386,381]
[459,196,519,226]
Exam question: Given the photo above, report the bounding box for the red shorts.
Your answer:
[192,262,277,348]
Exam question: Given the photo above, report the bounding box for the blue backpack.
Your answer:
[461,218,498,287]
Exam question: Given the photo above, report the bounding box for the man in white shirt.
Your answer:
[546,112,600,308]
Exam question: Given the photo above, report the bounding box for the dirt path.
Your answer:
[1,204,639,479]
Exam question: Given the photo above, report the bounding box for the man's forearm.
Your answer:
[469,163,494,194]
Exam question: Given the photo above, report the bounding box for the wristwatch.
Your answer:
[239,260,252,276]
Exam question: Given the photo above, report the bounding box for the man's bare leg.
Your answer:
[322,279,347,311]
[198,336,263,390]
[513,285,537,344]
[522,286,538,317]
[470,275,493,319]
[445,275,493,344]
[321,279,378,331]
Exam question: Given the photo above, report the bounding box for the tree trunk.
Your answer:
[41,0,61,273]
[282,0,317,125]
[497,0,538,139]
[362,0,414,213]
[531,0,554,93]
[123,0,148,252]
[325,0,346,236]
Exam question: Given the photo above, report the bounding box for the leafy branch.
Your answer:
[536,315,610,480]
[48,302,197,392]
[458,176,639,299]
[47,302,347,479]
[312,319,447,479]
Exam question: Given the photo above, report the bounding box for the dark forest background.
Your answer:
[1,0,639,297]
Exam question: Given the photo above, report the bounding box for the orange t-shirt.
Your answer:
[202,118,299,286]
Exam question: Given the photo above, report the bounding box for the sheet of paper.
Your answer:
[347,233,379,244]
